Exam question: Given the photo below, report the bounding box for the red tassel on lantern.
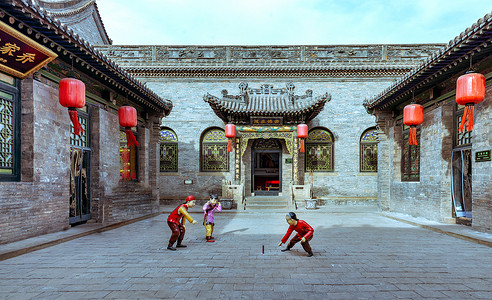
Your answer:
[403,104,423,145]
[456,72,485,132]
[225,124,236,152]
[297,124,308,152]
[59,78,86,135]
[119,106,139,147]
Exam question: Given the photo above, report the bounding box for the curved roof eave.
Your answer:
[364,11,492,111]
[1,0,172,114]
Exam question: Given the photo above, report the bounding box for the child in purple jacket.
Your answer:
[203,194,222,242]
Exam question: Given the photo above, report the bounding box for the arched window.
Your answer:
[201,128,229,172]
[360,127,378,172]
[160,128,178,172]
[305,127,334,172]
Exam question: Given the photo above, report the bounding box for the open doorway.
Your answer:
[451,148,472,219]
[252,139,281,196]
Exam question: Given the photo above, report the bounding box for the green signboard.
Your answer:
[475,150,491,162]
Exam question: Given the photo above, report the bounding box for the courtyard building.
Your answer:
[365,11,492,233]
[98,44,443,209]
[0,0,490,247]
[0,0,172,244]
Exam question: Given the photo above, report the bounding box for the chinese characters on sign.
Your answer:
[250,116,283,126]
[0,21,57,79]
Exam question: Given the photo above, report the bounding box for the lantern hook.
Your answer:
[466,53,475,74]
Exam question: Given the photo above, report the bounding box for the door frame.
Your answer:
[251,139,282,196]
[69,147,92,224]
[451,147,472,219]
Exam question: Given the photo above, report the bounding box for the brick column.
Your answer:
[375,110,393,211]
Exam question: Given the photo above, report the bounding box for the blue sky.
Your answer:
[97,0,492,45]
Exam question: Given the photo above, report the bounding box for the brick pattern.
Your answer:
[0,75,162,244]
[374,82,491,232]
[154,80,384,201]
[472,85,492,231]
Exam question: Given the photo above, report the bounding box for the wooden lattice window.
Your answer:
[360,127,378,172]
[160,128,178,172]
[120,130,138,181]
[0,74,20,181]
[401,126,420,181]
[455,104,472,147]
[201,128,229,172]
[70,107,88,148]
[305,128,334,172]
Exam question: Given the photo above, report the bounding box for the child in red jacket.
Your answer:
[278,212,314,257]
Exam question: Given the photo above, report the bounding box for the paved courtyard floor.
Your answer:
[0,207,491,299]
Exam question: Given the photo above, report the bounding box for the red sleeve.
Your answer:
[281,225,295,243]
[300,221,314,240]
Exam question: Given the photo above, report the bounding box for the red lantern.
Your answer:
[456,72,485,132]
[59,78,85,135]
[297,124,308,152]
[403,104,423,146]
[225,124,236,152]
[118,106,139,147]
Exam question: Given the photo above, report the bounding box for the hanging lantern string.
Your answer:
[68,109,84,135]
[408,89,418,146]
[227,139,233,152]
[460,53,474,132]
[125,128,139,147]
[300,138,305,152]
[409,127,417,145]
[459,104,475,132]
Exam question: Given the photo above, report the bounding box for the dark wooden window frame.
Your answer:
[120,129,139,181]
[305,127,334,172]
[454,104,472,148]
[160,128,178,173]
[200,127,229,172]
[0,77,20,182]
[401,126,420,182]
[360,127,378,173]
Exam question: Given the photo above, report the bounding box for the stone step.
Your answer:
[246,205,289,210]
[245,196,290,210]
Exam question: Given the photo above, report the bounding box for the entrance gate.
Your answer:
[252,139,281,196]
[69,111,91,224]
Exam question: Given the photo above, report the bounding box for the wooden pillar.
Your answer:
[293,133,298,185]
[235,137,241,184]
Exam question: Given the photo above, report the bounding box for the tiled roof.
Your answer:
[38,0,112,45]
[0,0,172,114]
[364,11,492,111]
[204,83,330,123]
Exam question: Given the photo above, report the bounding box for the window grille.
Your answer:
[0,75,20,181]
[201,128,229,172]
[455,104,472,147]
[360,127,378,172]
[70,109,88,148]
[160,128,178,172]
[305,128,334,172]
[401,126,420,181]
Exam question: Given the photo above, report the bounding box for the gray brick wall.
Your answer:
[0,79,70,244]
[151,79,388,201]
[0,75,162,244]
[472,85,492,231]
[375,84,491,231]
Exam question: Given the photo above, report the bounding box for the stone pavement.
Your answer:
[0,205,491,299]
